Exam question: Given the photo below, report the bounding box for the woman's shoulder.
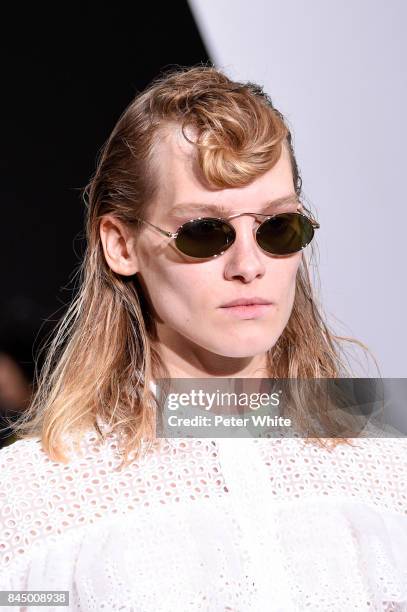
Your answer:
[0,428,160,575]
[0,428,112,480]
[254,434,407,515]
[0,436,54,487]
[0,425,158,503]
[0,430,107,519]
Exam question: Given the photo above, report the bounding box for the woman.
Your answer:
[1,66,406,611]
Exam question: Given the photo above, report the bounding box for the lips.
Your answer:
[220,297,272,308]
[219,302,273,319]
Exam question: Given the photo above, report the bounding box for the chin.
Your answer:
[211,340,276,359]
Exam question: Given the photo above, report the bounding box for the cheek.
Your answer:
[272,254,302,297]
[137,253,208,320]
[285,256,302,310]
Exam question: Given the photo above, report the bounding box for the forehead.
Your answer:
[152,124,203,194]
[151,124,295,219]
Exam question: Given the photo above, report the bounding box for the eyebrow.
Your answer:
[168,194,300,219]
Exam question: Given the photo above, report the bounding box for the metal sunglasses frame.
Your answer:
[135,209,320,259]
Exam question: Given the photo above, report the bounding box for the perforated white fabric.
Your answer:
[1,420,407,610]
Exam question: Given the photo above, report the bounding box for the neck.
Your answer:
[152,337,270,379]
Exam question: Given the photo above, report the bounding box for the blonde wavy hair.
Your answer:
[6,65,376,467]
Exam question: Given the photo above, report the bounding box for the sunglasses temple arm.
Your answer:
[301,208,320,229]
[137,219,176,238]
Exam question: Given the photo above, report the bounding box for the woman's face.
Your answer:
[132,126,302,370]
[100,125,303,376]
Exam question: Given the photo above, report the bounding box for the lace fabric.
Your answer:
[1,422,407,610]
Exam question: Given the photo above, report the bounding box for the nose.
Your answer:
[222,216,266,283]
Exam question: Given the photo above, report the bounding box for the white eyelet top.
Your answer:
[1,382,407,611]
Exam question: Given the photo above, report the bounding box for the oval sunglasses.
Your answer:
[135,209,320,259]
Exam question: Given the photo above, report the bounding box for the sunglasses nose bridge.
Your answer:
[228,212,269,238]
[225,213,266,253]
[227,211,265,222]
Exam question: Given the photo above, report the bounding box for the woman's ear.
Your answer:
[99,214,139,276]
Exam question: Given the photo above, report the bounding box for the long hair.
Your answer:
[6,65,377,467]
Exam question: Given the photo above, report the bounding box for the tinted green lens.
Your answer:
[175,218,235,258]
[256,213,314,255]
